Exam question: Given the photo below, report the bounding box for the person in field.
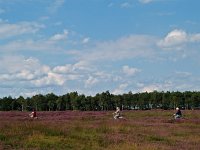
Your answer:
[29,108,37,119]
[113,107,122,119]
[174,107,182,119]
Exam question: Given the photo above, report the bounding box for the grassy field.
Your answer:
[0,110,200,150]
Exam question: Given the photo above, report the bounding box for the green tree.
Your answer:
[0,96,13,111]
[17,96,26,111]
[69,92,79,110]
[56,96,66,111]
[46,93,58,111]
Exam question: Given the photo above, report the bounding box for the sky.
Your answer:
[0,0,200,98]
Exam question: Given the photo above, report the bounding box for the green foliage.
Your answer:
[0,134,6,141]
[1,91,200,111]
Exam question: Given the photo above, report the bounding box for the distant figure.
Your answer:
[29,109,37,119]
[174,107,182,119]
[113,107,122,119]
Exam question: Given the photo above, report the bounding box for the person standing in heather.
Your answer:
[174,107,182,119]
[113,107,121,119]
[29,108,37,119]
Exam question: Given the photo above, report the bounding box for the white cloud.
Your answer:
[48,0,65,13]
[0,56,50,81]
[0,56,84,88]
[189,33,200,42]
[94,71,112,80]
[15,70,35,80]
[158,29,200,50]
[74,35,157,63]
[0,39,60,52]
[122,65,141,76]
[53,64,74,74]
[137,75,198,93]
[32,72,66,86]
[0,28,70,52]
[141,85,159,92]
[158,29,187,49]
[82,37,90,44]
[85,76,99,88]
[73,61,92,71]
[0,55,101,90]
[0,21,44,39]
[32,61,94,87]
[50,29,68,41]
[140,81,173,92]
[112,83,128,95]
[20,91,39,98]
[1,26,200,97]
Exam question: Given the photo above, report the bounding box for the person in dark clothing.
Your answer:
[29,108,37,119]
[174,107,182,119]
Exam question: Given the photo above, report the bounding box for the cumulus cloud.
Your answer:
[50,29,68,41]
[140,81,173,92]
[0,55,99,90]
[32,72,66,86]
[53,64,74,74]
[122,66,141,76]
[85,76,99,88]
[141,85,160,92]
[112,83,128,95]
[0,21,44,39]
[158,29,200,50]
[158,29,187,49]
[0,56,50,80]
[32,61,94,87]
[1,25,200,97]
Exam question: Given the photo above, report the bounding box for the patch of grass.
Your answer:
[147,135,167,142]
[1,110,200,149]
[25,133,65,150]
[0,134,6,141]
[96,124,113,134]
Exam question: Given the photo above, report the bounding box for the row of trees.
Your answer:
[0,91,200,111]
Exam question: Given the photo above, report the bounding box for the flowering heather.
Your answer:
[0,110,200,149]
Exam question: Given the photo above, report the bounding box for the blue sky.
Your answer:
[0,0,200,97]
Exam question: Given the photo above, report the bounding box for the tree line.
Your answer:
[0,91,200,111]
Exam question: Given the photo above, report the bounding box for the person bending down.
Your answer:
[113,107,122,119]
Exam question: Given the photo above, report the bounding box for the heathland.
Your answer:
[0,110,200,150]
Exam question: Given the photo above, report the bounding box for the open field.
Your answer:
[0,110,200,150]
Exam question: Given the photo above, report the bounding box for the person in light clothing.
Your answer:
[113,107,122,119]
